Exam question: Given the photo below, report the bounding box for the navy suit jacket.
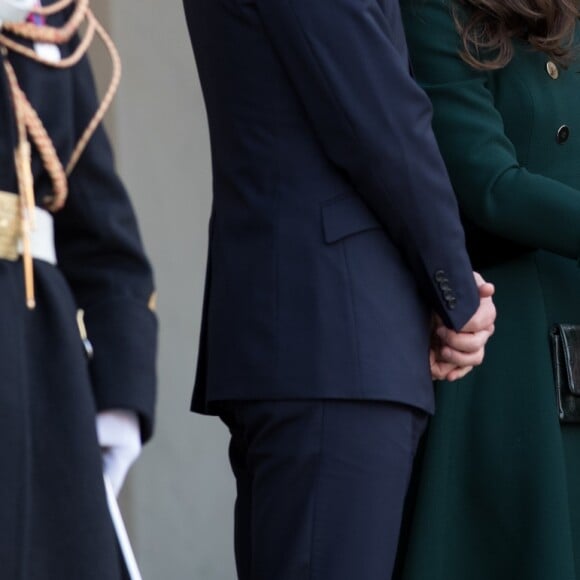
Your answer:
[184,0,479,414]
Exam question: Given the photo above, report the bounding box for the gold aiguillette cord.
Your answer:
[3,55,36,309]
[0,0,122,309]
[16,141,36,310]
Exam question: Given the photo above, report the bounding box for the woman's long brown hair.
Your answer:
[453,0,579,70]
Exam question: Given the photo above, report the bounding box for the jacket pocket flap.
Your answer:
[322,195,382,244]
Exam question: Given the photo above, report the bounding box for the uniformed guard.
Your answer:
[0,1,157,578]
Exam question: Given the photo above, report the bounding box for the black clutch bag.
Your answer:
[550,324,580,423]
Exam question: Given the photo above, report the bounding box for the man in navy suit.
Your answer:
[183,1,495,578]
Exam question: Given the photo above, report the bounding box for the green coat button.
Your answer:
[546,61,559,80]
[557,125,570,144]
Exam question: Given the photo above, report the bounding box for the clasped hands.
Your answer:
[430,272,496,381]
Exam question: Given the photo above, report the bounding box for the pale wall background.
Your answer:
[91,3,236,579]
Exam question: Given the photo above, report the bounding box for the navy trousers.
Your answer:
[220,400,427,580]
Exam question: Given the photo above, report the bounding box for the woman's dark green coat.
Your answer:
[400,1,580,578]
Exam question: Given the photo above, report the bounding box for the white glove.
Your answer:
[96,409,142,497]
[0,0,36,26]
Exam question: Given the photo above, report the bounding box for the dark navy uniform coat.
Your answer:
[184,0,479,414]
[0,4,157,579]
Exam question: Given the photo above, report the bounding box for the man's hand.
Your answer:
[430,272,496,381]
[96,409,142,496]
[429,350,472,382]
[460,272,496,334]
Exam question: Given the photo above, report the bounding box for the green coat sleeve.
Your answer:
[401,0,580,261]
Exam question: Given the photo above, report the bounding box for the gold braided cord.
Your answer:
[2,0,88,44]
[33,0,75,16]
[10,79,68,208]
[2,59,36,221]
[0,15,96,69]
[0,0,121,307]
[2,57,26,143]
[3,58,38,308]
[66,11,121,175]
[2,45,68,208]
[0,0,121,209]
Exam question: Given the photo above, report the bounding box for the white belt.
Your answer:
[19,205,57,265]
[0,191,57,265]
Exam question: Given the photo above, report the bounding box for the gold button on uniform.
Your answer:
[148,291,158,312]
[546,61,559,80]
